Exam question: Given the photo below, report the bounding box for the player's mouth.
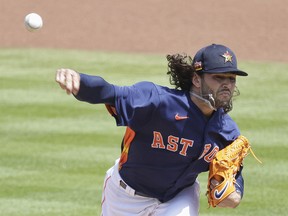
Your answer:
[218,89,231,97]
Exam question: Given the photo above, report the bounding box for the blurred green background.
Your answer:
[0,49,287,215]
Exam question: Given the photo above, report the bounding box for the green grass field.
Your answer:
[1,49,287,216]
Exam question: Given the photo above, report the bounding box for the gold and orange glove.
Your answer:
[207,135,261,207]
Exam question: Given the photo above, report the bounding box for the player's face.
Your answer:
[201,73,236,108]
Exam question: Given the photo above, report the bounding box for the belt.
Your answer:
[119,180,151,198]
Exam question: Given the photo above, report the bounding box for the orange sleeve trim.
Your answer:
[105,104,117,116]
[119,127,135,170]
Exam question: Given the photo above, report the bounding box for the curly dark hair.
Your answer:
[166,54,194,91]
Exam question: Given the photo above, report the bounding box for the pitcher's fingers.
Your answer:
[72,72,80,95]
[55,69,62,83]
[56,69,65,84]
[55,69,67,90]
[210,178,220,189]
[65,71,73,95]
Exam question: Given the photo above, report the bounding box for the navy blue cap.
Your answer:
[192,44,248,76]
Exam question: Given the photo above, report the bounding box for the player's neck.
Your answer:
[190,94,214,117]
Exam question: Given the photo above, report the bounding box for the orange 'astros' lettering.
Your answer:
[151,131,194,156]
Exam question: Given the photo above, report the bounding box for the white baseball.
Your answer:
[24,13,43,32]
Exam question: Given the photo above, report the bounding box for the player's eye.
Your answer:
[229,77,236,83]
[213,75,226,82]
[213,75,236,83]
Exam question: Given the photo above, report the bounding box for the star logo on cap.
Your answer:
[221,51,233,63]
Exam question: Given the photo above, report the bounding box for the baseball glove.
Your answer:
[207,135,261,207]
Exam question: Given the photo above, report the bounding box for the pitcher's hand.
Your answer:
[55,69,80,95]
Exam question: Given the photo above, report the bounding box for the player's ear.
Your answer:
[192,73,201,88]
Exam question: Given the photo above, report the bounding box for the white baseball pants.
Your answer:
[101,160,200,216]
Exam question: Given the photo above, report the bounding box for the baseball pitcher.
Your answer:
[55,44,255,216]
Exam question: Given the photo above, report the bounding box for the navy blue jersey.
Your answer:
[75,74,243,202]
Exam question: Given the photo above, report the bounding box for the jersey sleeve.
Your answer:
[235,166,244,198]
[74,73,115,104]
[111,81,160,130]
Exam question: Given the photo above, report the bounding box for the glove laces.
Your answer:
[235,135,262,164]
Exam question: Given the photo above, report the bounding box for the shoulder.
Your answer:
[209,110,241,147]
[113,81,157,97]
[133,81,170,91]
[223,110,239,127]
[221,113,241,146]
[131,81,184,97]
[222,112,239,129]
[214,109,239,129]
[132,81,159,93]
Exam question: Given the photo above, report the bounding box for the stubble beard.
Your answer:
[200,82,233,112]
